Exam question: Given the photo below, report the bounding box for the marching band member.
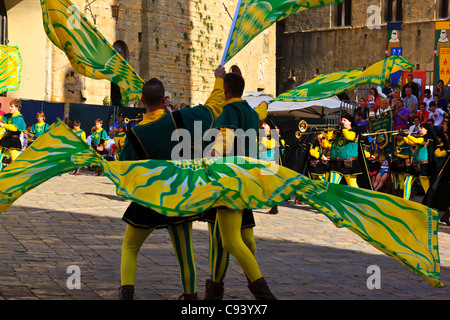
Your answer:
[327,112,362,188]
[307,129,330,182]
[390,134,413,197]
[398,123,437,200]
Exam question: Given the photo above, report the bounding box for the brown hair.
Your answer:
[10,99,22,110]
[36,111,46,121]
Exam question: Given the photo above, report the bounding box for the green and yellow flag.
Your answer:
[273,55,414,102]
[0,119,443,288]
[0,45,22,94]
[222,0,343,65]
[41,0,144,104]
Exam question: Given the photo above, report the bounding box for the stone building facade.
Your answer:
[276,0,450,97]
[3,0,276,107]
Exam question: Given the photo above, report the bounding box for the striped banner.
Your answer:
[0,45,22,94]
[222,0,344,65]
[273,56,414,102]
[0,119,443,288]
[41,0,144,104]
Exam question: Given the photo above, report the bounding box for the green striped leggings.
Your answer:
[121,222,197,294]
[207,220,256,283]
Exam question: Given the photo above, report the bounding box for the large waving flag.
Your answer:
[0,119,443,288]
[0,45,22,94]
[221,0,344,65]
[272,55,414,102]
[41,0,144,104]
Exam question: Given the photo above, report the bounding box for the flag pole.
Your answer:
[220,0,243,66]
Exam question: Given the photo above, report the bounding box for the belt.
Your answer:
[331,157,358,161]
[418,160,428,164]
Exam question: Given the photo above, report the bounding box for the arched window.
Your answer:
[111,41,129,106]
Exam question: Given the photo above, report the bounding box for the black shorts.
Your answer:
[329,159,362,175]
[200,208,256,228]
[122,202,202,229]
[0,134,22,150]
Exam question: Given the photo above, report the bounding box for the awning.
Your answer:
[242,91,274,108]
[267,97,342,118]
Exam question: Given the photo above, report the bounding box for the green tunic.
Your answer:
[212,99,260,157]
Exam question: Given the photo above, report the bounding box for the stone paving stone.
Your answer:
[0,172,450,300]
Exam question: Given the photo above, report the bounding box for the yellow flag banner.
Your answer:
[0,45,22,94]
[273,56,414,102]
[0,120,443,288]
[41,0,144,104]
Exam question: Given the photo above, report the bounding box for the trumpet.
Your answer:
[361,130,401,136]
[295,120,341,138]
[123,117,142,124]
[395,145,413,153]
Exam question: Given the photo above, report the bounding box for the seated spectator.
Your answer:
[415,102,430,123]
[408,116,421,136]
[402,74,420,99]
[355,98,369,120]
[442,116,449,134]
[429,101,449,130]
[376,99,390,116]
[366,87,381,112]
[355,111,368,127]
[423,89,433,108]
[433,93,448,111]
[433,79,448,102]
[382,81,393,98]
[392,99,409,130]
[390,88,403,109]
[403,86,418,118]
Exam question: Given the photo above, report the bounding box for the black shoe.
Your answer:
[440,210,450,225]
[118,285,134,300]
[248,277,276,300]
[203,279,224,300]
[267,207,278,214]
[175,292,198,300]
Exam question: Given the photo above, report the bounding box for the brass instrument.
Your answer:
[395,145,413,153]
[361,130,401,137]
[295,120,341,138]
[123,117,142,124]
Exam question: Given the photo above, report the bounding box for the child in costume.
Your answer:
[0,99,26,170]
[30,111,49,141]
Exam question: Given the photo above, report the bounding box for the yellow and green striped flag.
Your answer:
[0,119,443,288]
[41,0,144,104]
[0,45,22,94]
[222,0,343,65]
[273,55,414,102]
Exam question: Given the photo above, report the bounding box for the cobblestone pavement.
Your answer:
[0,169,450,300]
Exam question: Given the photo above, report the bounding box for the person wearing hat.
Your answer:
[307,128,330,182]
[397,122,438,200]
[113,113,127,132]
[326,112,362,188]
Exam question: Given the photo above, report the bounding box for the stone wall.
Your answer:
[276,0,446,96]
[48,0,276,106]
